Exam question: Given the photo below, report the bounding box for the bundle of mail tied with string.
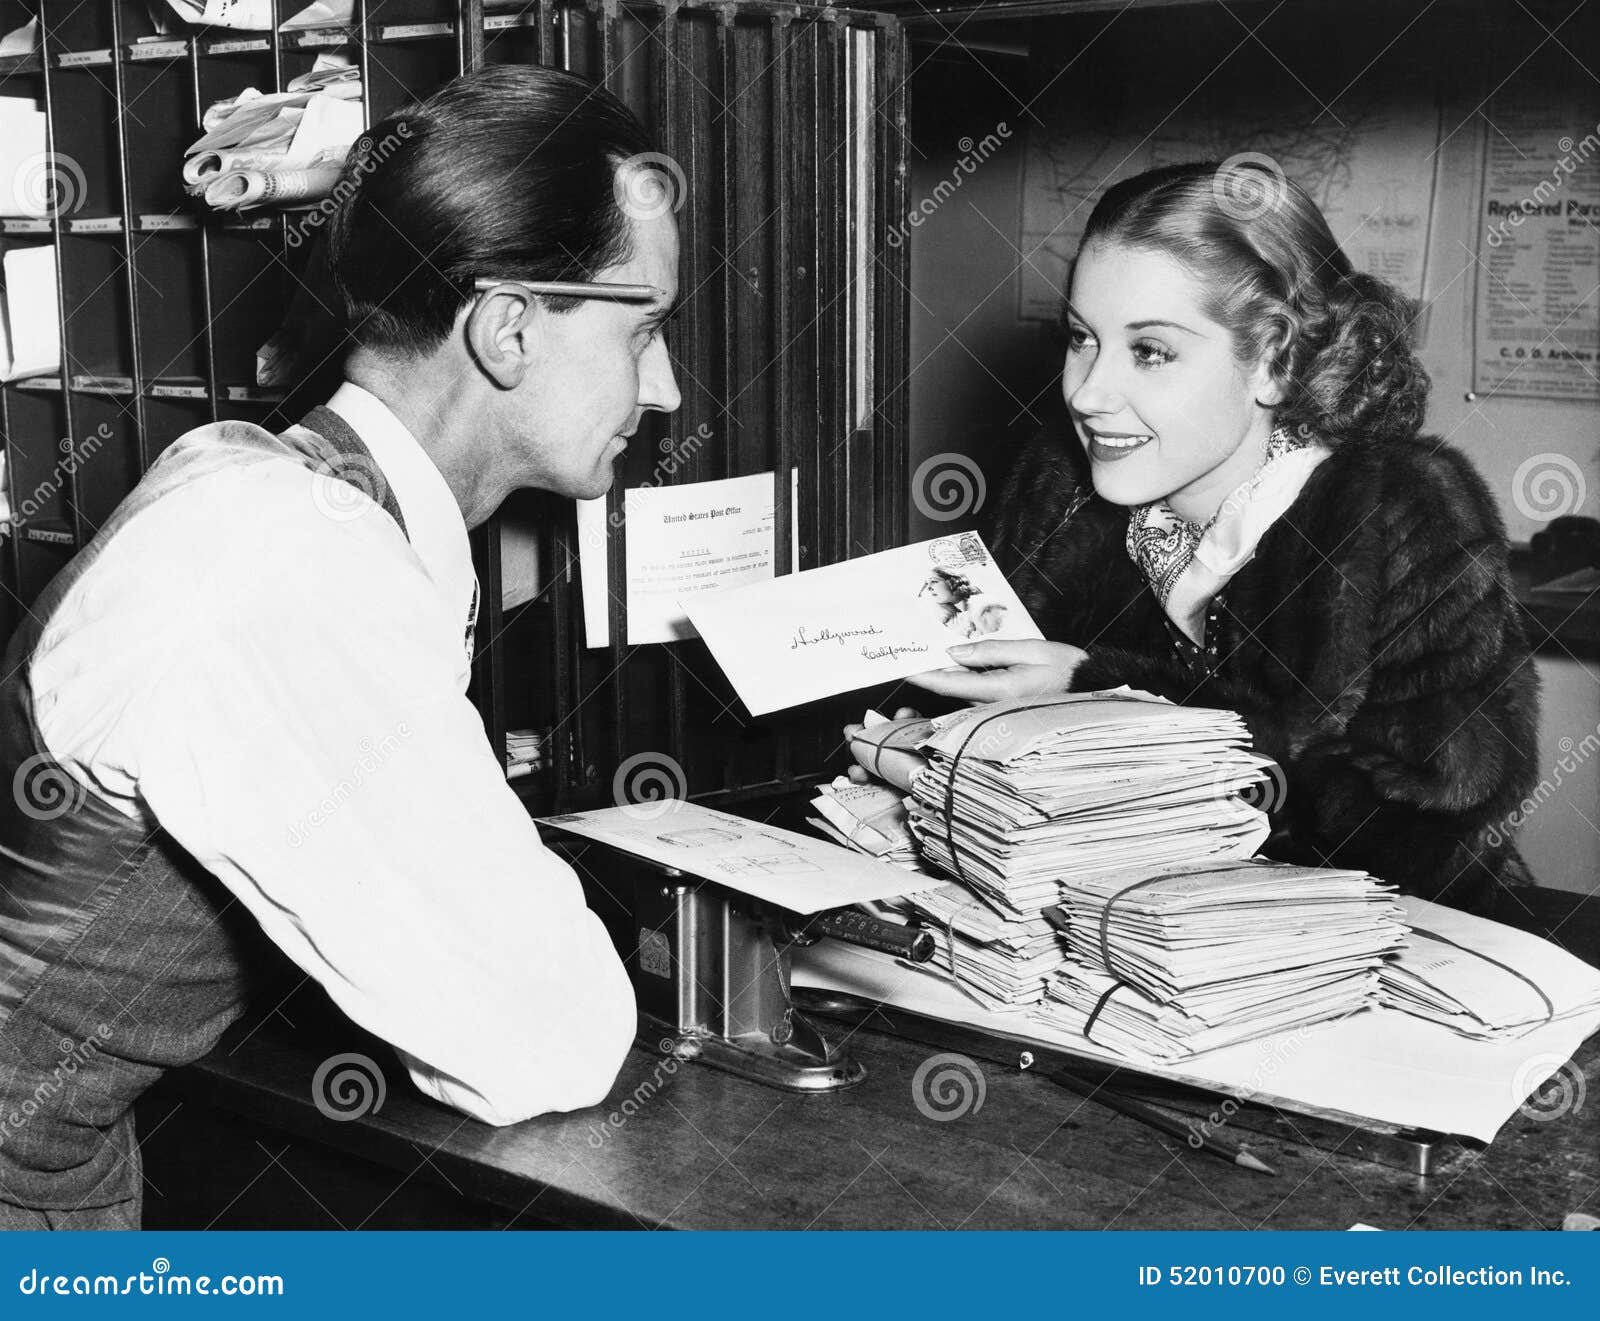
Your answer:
[837,691,1408,1059]
[1376,916,1600,1040]
[183,56,362,212]
[1032,860,1407,1062]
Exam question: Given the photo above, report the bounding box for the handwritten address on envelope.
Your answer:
[685,533,1043,715]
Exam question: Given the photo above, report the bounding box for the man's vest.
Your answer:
[0,408,405,1211]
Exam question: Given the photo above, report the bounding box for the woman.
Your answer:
[906,161,1540,915]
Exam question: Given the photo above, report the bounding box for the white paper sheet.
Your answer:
[624,471,775,644]
[576,496,611,647]
[582,469,800,651]
[498,516,541,612]
[536,801,929,915]
[686,533,1043,716]
[0,18,38,56]
[792,895,1600,1143]
[1,245,61,381]
[0,97,50,220]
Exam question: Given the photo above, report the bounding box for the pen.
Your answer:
[1048,1069,1277,1176]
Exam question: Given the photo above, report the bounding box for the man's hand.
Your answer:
[906,640,1088,702]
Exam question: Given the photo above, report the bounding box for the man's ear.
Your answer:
[465,284,540,389]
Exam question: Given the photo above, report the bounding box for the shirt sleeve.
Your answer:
[130,496,636,1125]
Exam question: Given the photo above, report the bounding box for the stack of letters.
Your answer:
[838,694,1422,1051]
[1032,860,1407,1062]
[831,692,1285,1016]
[504,728,548,781]
[900,693,1273,917]
[808,778,919,868]
[1378,909,1600,1039]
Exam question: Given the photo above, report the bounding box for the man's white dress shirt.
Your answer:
[27,383,635,1124]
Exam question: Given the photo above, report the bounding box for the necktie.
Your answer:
[464,577,479,667]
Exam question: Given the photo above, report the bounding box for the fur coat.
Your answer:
[988,430,1542,917]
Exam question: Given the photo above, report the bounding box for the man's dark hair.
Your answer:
[327,64,654,355]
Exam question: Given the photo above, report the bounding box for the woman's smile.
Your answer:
[1084,429,1154,462]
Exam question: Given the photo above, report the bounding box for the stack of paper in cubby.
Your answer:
[161,2,355,31]
[1,244,61,382]
[183,57,362,211]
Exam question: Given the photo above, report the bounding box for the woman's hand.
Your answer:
[843,707,921,784]
[907,639,1088,702]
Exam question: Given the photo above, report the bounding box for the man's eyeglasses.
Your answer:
[472,278,661,303]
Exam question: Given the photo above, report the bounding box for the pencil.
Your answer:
[472,278,661,301]
[1048,1069,1277,1176]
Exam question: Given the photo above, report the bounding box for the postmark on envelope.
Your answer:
[929,533,988,568]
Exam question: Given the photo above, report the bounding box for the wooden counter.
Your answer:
[140,887,1600,1231]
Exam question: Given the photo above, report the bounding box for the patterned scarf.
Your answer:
[1126,426,1331,644]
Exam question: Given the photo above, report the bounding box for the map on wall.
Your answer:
[1017,93,1443,325]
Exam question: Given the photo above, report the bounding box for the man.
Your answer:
[0,64,679,1229]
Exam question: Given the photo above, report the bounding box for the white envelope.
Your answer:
[686,532,1043,715]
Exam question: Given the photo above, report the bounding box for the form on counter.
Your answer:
[536,800,928,914]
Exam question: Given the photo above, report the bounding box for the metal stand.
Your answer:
[561,837,865,1093]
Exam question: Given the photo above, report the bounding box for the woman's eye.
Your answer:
[1065,325,1093,353]
[1132,339,1175,368]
